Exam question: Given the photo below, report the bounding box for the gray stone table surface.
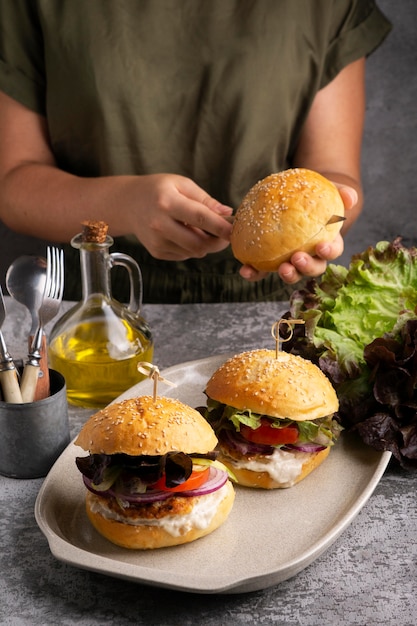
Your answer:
[1,298,416,626]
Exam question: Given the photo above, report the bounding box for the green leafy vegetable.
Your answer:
[284,239,417,468]
[192,457,237,482]
[204,398,340,447]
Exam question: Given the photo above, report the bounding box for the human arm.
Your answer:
[240,57,365,284]
[0,91,233,260]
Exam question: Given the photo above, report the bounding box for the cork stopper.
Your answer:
[81,220,109,243]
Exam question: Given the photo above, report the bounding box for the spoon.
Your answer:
[6,255,50,400]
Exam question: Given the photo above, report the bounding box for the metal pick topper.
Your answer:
[271,318,305,358]
[137,362,176,401]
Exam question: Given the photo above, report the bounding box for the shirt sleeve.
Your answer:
[321,0,392,88]
[0,0,391,115]
[0,0,46,114]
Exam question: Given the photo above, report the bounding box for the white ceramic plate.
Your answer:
[35,354,391,594]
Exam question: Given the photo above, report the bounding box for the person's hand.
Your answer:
[239,183,358,284]
[128,174,233,260]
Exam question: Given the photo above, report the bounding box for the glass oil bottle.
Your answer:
[48,221,154,408]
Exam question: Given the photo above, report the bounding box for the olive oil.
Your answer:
[48,221,154,408]
[49,318,154,408]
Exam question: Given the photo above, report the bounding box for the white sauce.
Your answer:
[227,447,313,487]
[91,484,229,537]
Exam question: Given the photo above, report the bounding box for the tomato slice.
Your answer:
[240,417,299,446]
[151,467,210,493]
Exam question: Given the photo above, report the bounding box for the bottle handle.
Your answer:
[109,252,142,313]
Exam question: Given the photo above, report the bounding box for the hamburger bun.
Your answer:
[205,349,339,421]
[204,350,340,489]
[75,396,235,548]
[75,395,218,455]
[230,168,345,271]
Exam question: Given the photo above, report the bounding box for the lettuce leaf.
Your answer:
[76,450,219,489]
[284,239,417,468]
[204,398,340,447]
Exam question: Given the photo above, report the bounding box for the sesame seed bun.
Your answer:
[230,168,345,271]
[75,395,218,455]
[205,349,339,489]
[75,396,235,549]
[205,349,339,422]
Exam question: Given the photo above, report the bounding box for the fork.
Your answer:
[0,286,23,403]
[20,247,64,403]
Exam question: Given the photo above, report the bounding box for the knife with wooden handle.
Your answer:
[0,366,23,403]
[0,286,23,403]
[20,327,44,404]
[20,361,40,403]
[0,331,23,404]
[28,333,50,401]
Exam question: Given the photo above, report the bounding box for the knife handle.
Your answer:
[20,363,41,403]
[0,368,23,403]
[28,333,50,401]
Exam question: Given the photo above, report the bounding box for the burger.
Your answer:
[74,395,235,549]
[230,168,345,271]
[203,349,342,489]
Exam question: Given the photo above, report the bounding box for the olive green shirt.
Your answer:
[0,0,391,303]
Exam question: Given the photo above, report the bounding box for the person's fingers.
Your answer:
[239,264,269,282]
[335,184,358,211]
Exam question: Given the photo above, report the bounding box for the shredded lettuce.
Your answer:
[284,239,417,468]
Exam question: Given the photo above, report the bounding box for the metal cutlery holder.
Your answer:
[0,369,70,478]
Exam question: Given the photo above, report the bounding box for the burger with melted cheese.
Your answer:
[75,395,235,549]
[203,349,341,489]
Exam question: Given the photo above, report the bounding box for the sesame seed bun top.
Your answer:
[74,395,218,455]
[230,168,345,271]
[205,349,339,421]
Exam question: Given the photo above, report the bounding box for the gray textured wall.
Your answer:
[0,0,415,287]
[340,0,417,265]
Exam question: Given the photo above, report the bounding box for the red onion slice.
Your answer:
[284,442,327,453]
[83,466,228,504]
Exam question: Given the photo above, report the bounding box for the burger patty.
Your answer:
[94,492,196,520]
[88,484,232,538]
